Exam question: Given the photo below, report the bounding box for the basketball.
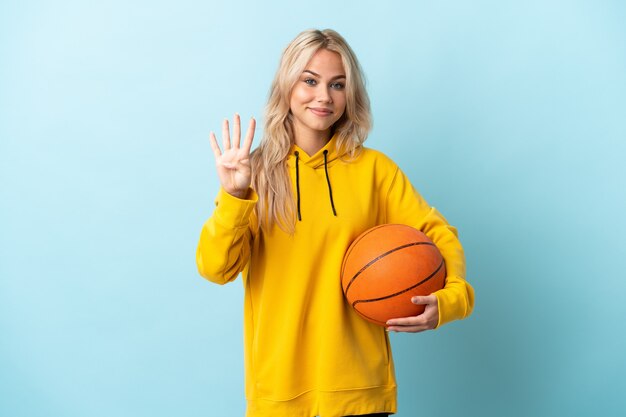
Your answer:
[341,224,446,326]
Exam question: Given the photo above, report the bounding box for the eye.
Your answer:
[304,78,317,86]
[330,81,345,90]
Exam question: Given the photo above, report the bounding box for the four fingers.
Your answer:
[211,114,256,159]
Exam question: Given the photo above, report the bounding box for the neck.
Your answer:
[294,125,331,156]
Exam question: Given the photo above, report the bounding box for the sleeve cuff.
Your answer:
[213,187,258,228]
[433,275,475,328]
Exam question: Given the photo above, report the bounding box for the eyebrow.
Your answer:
[303,70,346,80]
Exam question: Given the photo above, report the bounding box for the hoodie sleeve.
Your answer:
[196,187,258,285]
[383,166,475,328]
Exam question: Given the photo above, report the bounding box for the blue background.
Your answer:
[1,1,625,416]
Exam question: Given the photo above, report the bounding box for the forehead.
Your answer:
[304,49,345,76]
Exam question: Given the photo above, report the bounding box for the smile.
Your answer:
[309,107,333,117]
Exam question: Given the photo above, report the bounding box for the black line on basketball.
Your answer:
[344,241,436,297]
[352,258,445,307]
[353,307,387,326]
[341,224,388,279]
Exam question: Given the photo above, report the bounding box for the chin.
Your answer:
[306,118,337,133]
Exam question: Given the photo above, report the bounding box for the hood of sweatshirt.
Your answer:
[287,133,342,220]
[286,133,341,169]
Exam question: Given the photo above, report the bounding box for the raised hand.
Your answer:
[209,114,256,199]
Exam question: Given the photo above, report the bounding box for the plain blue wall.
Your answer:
[1,1,625,416]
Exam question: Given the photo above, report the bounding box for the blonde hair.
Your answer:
[251,29,372,233]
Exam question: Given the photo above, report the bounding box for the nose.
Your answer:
[316,85,333,103]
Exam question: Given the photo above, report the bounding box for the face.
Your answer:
[289,48,347,141]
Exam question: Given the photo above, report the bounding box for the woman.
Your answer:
[197,28,474,417]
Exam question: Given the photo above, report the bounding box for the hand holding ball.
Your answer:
[341,224,446,326]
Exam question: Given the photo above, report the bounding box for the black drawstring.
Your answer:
[323,150,337,216]
[294,149,337,221]
[294,151,302,221]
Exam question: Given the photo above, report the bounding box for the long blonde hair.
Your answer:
[251,29,372,234]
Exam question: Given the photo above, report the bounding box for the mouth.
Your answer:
[308,107,333,117]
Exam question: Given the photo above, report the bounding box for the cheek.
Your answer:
[333,93,347,117]
[290,85,310,107]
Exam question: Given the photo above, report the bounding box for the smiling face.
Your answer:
[289,48,347,145]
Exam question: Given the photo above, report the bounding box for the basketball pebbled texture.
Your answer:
[341,224,446,326]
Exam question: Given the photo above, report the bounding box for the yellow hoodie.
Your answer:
[196,135,474,417]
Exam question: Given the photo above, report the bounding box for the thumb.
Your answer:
[411,295,436,305]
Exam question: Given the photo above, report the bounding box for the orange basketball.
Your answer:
[341,224,446,326]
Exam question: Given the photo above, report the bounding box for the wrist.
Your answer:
[226,188,249,200]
